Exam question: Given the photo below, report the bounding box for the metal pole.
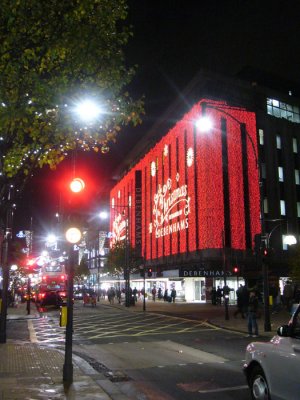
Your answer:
[143,268,146,311]
[26,277,31,315]
[63,244,75,383]
[0,238,9,343]
[125,210,130,307]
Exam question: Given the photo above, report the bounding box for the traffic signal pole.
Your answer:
[63,244,75,383]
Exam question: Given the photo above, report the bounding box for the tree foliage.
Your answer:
[0,0,144,180]
[106,241,142,277]
[74,255,90,284]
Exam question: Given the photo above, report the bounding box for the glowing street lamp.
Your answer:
[74,99,102,123]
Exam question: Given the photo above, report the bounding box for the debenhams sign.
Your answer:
[180,268,233,278]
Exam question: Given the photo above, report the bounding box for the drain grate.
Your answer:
[73,351,131,382]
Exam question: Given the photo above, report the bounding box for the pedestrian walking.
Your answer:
[211,287,217,305]
[152,287,156,301]
[163,289,168,302]
[171,288,176,303]
[234,284,246,318]
[247,291,259,337]
[216,286,222,305]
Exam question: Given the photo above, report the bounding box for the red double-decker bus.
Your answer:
[36,263,67,305]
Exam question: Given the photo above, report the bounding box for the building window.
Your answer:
[261,163,266,179]
[278,166,284,182]
[276,135,282,149]
[297,202,300,217]
[293,138,298,153]
[267,98,300,123]
[264,198,268,214]
[259,129,264,145]
[295,170,300,185]
[280,200,286,215]
[282,235,288,251]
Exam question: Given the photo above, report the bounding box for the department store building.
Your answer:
[109,70,300,302]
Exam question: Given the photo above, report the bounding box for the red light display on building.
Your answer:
[110,99,261,262]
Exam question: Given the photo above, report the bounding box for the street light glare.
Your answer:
[46,234,57,244]
[99,211,109,220]
[75,99,102,122]
[195,116,213,132]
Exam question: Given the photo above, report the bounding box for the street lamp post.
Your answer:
[0,185,14,343]
[63,227,81,384]
[0,235,10,343]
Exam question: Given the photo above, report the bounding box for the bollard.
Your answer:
[269,295,273,306]
[60,305,67,327]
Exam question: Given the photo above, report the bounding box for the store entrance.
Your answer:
[194,279,206,302]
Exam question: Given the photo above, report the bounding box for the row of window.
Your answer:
[267,98,300,124]
[259,129,298,152]
[264,198,300,219]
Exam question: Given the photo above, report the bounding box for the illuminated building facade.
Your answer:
[110,98,261,301]
[110,70,300,302]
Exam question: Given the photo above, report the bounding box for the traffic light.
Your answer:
[64,176,87,227]
[232,266,239,274]
[69,177,85,193]
[147,268,152,277]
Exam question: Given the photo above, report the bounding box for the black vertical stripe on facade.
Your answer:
[155,157,158,260]
[193,124,199,249]
[176,137,180,254]
[169,144,172,255]
[184,129,189,252]
[221,117,231,248]
[241,123,252,249]
[149,167,152,261]
[143,168,147,260]
[162,150,165,258]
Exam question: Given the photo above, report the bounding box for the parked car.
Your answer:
[243,303,300,400]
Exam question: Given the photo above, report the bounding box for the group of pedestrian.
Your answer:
[211,285,229,305]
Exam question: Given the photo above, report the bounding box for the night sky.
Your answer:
[16,0,300,237]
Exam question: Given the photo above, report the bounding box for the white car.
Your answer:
[243,303,300,400]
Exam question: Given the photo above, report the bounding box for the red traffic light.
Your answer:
[69,177,85,193]
[233,266,239,274]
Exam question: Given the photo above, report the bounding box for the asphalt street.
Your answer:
[29,301,259,399]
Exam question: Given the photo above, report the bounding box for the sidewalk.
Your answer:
[0,300,291,400]
[0,302,128,400]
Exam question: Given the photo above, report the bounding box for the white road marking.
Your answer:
[198,385,248,393]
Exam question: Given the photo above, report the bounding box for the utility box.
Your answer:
[60,305,67,327]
